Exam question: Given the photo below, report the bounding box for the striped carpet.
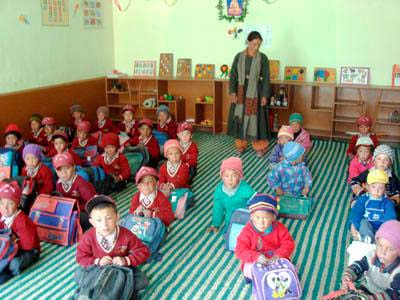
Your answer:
[0,133,398,300]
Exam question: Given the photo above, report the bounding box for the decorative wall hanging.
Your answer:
[392,64,400,87]
[220,65,230,78]
[82,0,103,28]
[41,0,69,26]
[217,0,249,22]
[133,60,157,77]
[176,59,192,79]
[284,66,306,82]
[159,53,174,77]
[313,67,336,83]
[228,27,243,39]
[19,15,30,24]
[269,60,280,81]
[195,64,215,79]
[340,67,370,85]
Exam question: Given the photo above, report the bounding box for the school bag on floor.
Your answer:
[123,146,149,177]
[74,265,134,300]
[251,258,302,300]
[29,194,82,246]
[76,165,112,195]
[73,145,98,166]
[277,195,314,220]
[153,130,169,146]
[0,229,19,273]
[0,148,19,180]
[169,188,194,219]
[224,208,249,252]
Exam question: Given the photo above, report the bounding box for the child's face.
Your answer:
[89,207,119,237]
[368,182,386,199]
[5,134,18,147]
[54,138,67,153]
[77,130,88,141]
[56,165,75,182]
[123,111,134,122]
[178,130,192,144]
[24,154,40,168]
[97,112,106,122]
[30,120,41,132]
[104,145,117,156]
[251,210,275,232]
[72,111,84,120]
[44,125,55,135]
[278,135,291,145]
[356,145,371,162]
[166,147,181,164]
[0,198,18,217]
[374,154,391,170]
[290,122,301,133]
[138,175,157,196]
[139,125,151,138]
[158,112,169,123]
[222,169,240,189]
[358,125,370,135]
[376,237,399,266]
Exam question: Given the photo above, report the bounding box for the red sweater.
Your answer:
[0,211,41,253]
[346,134,379,155]
[158,161,190,189]
[181,142,198,168]
[94,153,131,180]
[28,128,47,147]
[21,164,54,195]
[129,191,175,226]
[118,121,140,138]
[127,135,160,162]
[92,119,119,135]
[56,175,96,212]
[157,119,177,139]
[47,148,83,166]
[76,226,150,267]
[71,135,98,149]
[235,221,295,269]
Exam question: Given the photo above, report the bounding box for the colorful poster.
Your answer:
[82,0,103,28]
[41,0,69,26]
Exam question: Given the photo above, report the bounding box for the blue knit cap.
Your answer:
[289,113,303,124]
[156,104,170,115]
[283,142,305,162]
[248,193,278,216]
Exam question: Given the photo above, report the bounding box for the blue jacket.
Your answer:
[269,144,284,164]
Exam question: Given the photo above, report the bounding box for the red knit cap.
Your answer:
[77,120,91,133]
[53,152,75,169]
[101,132,120,148]
[177,121,193,134]
[0,181,22,205]
[163,139,182,157]
[220,157,243,178]
[356,115,372,127]
[135,166,158,184]
[4,124,22,140]
[42,116,56,126]
[51,130,68,142]
[122,104,136,114]
[138,118,153,129]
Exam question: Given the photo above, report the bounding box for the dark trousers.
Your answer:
[0,249,39,284]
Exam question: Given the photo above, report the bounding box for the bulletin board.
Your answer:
[41,0,69,26]
[82,0,103,28]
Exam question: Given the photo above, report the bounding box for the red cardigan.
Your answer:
[94,153,131,180]
[71,135,98,149]
[28,128,47,147]
[76,226,150,267]
[346,134,379,155]
[181,142,198,168]
[129,191,175,226]
[0,211,41,253]
[21,164,54,195]
[56,175,96,212]
[118,121,140,138]
[158,161,190,189]
[127,135,160,162]
[92,119,119,135]
[47,148,84,166]
[235,221,295,269]
[157,119,177,139]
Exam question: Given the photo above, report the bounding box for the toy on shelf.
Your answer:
[270,86,288,107]
[196,96,214,103]
[160,94,174,101]
[200,120,214,126]
[284,66,306,82]
[389,110,400,123]
[110,82,124,93]
[143,97,156,108]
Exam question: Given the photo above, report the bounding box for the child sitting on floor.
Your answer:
[235,194,295,281]
[69,104,87,131]
[47,130,83,166]
[349,169,396,243]
[288,113,312,152]
[129,166,174,227]
[0,181,40,284]
[177,122,198,183]
[71,121,98,165]
[42,116,57,152]
[342,220,400,298]
[155,105,177,140]
[269,125,294,164]
[4,124,24,170]
[53,153,96,231]
[267,141,312,197]
[118,105,139,138]
[207,157,256,233]
[92,106,119,136]
[348,136,374,183]
[346,115,379,160]
[28,114,47,146]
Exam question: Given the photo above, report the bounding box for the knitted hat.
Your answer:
[4,124,22,140]
[101,132,120,148]
[356,115,372,127]
[53,152,74,169]
[277,125,294,140]
[156,105,170,115]
[51,130,68,142]
[77,120,91,133]
[22,144,43,161]
[283,142,305,162]
[96,106,109,117]
[220,157,243,178]
[177,121,193,134]
[138,118,153,129]
[375,220,400,252]
[367,169,389,185]
[248,194,278,216]
[122,104,135,114]
[0,181,21,205]
[70,104,85,114]
[42,117,56,126]
[289,113,303,125]
[29,113,43,124]
[164,139,182,157]
[135,166,158,184]
[355,136,374,148]
[85,195,116,215]
[373,144,394,163]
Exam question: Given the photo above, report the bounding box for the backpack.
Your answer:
[0,148,19,180]
[0,229,19,273]
[251,258,302,300]
[169,188,194,219]
[59,126,75,142]
[20,177,37,214]
[29,194,82,246]
[153,130,169,146]
[73,145,98,166]
[123,146,149,177]
[224,208,250,252]
[277,195,314,220]
[74,265,134,300]
[76,165,112,195]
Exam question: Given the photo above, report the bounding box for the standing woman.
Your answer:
[227,31,271,157]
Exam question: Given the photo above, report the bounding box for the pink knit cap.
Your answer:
[163,139,182,157]
[220,157,243,178]
[277,125,294,140]
[375,220,400,252]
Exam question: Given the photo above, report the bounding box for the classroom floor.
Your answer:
[1,133,398,300]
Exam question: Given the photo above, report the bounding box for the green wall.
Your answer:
[0,0,114,93]
[113,0,399,85]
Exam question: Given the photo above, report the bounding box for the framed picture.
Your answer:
[340,67,370,85]
[133,60,157,77]
[159,53,173,77]
[269,60,280,81]
[176,59,192,79]
[284,66,306,82]
[313,67,336,84]
[392,64,400,87]
[226,0,243,16]
[195,64,215,79]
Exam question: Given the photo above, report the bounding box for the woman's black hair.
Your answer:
[247,31,263,42]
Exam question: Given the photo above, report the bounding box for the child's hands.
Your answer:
[350,224,361,241]
[352,185,363,196]
[143,209,152,218]
[134,206,144,216]
[261,96,267,106]
[302,186,309,197]
[206,226,219,233]
[99,256,113,266]
[270,254,280,262]
[275,188,284,196]
[341,274,352,290]
[112,256,127,266]
[257,254,269,265]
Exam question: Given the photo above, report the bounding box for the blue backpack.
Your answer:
[73,145,98,166]
[169,188,195,219]
[123,146,149,177]
[0,229,19,272]
[0,148,19,179]
[76,166,111,195]
[225,208,250,252]
[153,130,169,146]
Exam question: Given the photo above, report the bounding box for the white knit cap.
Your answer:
[356,136,374,147]
[373,144,394,163]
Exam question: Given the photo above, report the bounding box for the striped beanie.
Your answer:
[278,125,294,140]
[283,142,305,162]
[289,113,303,125]
[248,194,278,216]
[373,144,394,163]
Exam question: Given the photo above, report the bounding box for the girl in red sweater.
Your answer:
[118,105,139,138]
[177,121,198,183]
[47,131,83,166]
[41,116,57,153]
[28,114,47,146]
[156,105,177,139]
[92,106,119,137]
[71,120,99,165]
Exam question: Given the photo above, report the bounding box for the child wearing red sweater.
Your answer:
[71,121,98,166]
[118,105,139,138]
[53,153,96,231]
[92,106,119,136]
[28,114,47,146]
[69,104,88,131]
[42,116,57,153]
[47,131,83,166]
[129,166,174,227]
[348,136,374,183]
[0,181,40,284]
[156,105,177,139]
[235,194,295,281]
[177,122,198,183]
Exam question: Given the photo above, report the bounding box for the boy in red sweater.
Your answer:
[28,114,47,146]
[42,117,57,153]
[118,105,139,138]
[235,194,295,282]
[47,131,83,166]
[129,166,174,227]
[92,106,119,136]
[71,121,98,166]
[53,153,96,231]
[0,181,40,284]
[177,122,198,183]
[156,105,177,139]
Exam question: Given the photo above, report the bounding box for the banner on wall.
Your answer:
[243,25,272,48]
[41,0,69,26]
[82,0,103,28]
